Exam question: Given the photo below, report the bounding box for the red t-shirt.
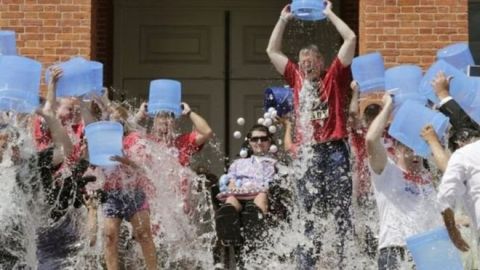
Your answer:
[117,131,202,215]
[33,116,85,171]
[284,57,352,143]
[349,128,371,197]
[103,131,202,190]
[123,131,202,167]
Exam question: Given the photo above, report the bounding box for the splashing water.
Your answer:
[0,84,461,270]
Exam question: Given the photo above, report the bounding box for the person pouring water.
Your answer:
[366,93,443,270]
[266,1,356,268]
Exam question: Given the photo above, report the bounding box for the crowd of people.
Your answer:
[1,1,480,269]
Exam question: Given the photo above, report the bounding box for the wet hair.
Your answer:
[111,104,129,121]
[155,111,175,119]
[448,127,480,152]
[363,103,382,126]
[299,44,325,63]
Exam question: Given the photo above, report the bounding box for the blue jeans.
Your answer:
[296,140,353,269]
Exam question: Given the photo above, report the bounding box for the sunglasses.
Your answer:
[249,136,269,143]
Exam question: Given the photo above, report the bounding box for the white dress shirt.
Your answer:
[437,139,480,230]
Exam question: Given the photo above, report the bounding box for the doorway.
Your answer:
[113,0,344,174]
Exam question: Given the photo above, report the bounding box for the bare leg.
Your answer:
[130,210,158,270]
[225,196,242,212]
[253,192,268,214]
[104,218,122,270]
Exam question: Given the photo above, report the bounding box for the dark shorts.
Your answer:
[102,189,149,221]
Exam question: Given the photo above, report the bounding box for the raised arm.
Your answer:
[348,81,361,129]
[323,1,357,66]
[277,116,293,152]
[433,72,480,131]
[365,93,392,174]
[36,106,73,166]
[421,124,450,172]
[182,102,213,145]
[78,99,97,126]
[266,5,293,75]
[45,66,63,112]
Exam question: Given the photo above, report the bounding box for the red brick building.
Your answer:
[1,0,478,167]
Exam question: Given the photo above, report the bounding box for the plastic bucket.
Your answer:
[148,79,182,117]
[0,31,16,55]
[85,121,124,167]
[388,100,450,157]
[351,52,385,93]
[420,60,477,109]
[264,87,293,117]
[89,60,103,95]
[406,227,464,270]
[437,43,474,72]
[385,65,427,107]
[291,0,326,21]
[0,55,41,113]
[45,57,94,97]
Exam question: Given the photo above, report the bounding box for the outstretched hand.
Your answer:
[323,0,333,16]
[181,102,192,116]
[49,66,63,84]
[431,71,452,100]
[381,92,393,108]
[420,124,439,144]
[280,4,294,21]
[350,80,360,92]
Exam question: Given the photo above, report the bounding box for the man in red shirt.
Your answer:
[266,1,356,268]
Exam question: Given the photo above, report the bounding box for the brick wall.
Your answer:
[0,0,92,93]
[359,0,469,70]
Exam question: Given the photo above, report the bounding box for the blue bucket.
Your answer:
[85,121,124,167]
[388,100,450,157]
[406,227,464,270]
[46,57,94,97]
[0,31,16,55]
[385,65,427,107]
[437,43,474,72]
[291,0,326,21]
[264,87,293,117]
[420,60,476,106]
[0,55,41,113]
[148,79,182,117]
[89,60,103,95]
[352,52,385,93]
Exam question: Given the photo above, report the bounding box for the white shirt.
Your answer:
[437,140,480,230]
[370,159,442,249]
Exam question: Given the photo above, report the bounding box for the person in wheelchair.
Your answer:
[215,124,278,243]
